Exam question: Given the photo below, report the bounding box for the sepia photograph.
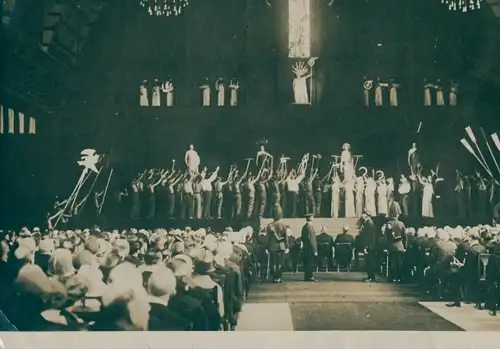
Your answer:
[1,0,500,339]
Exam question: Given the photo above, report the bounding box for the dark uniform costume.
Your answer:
[301,214,318,281]
[359,212,377,281]
[266,217,289,282]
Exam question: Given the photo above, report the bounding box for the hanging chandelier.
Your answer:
[140,0,189,17]
[441,0,482,12]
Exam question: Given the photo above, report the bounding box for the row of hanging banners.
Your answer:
[0,105,37,135]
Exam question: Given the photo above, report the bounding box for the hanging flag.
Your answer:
[18,112,25,134]
[29,117,36,135]
[8,108,14,134]
[0,105,4,135]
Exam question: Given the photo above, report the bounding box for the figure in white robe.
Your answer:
[364,177,377,217]
[200,82,211,106]
[386,178,395,210]
[161,81,174,107]
[185,144,200,175]
[363,78,373,107]
[389,80,400,106]
[374,79,387,106]
[421,176,434,218]
[376,179,388,217]
[216,79,225,107]
[344,179,356,218]
[449,82,458,106]
[152,80,161,107]
[229,80,240,107]
[355,176,365,217]
[341,143,355,181]
[140,81,149,107]
[424,80,433,106]
[436,80,445,106]
[331,176,342,218]
[292,61,311,104]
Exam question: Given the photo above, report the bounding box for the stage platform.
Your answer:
[261,217,360,238]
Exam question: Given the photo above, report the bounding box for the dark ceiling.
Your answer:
[2,0,500,114]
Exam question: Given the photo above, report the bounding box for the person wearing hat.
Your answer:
[266,210,289,283]
[359,210,377,282]
[301,213,318,282]
[385,211,406,283]
[316,226,334,270]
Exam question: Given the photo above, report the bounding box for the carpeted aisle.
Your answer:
[237,272,463,331]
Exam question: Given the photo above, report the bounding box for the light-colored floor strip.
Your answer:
[236,303,294,331]
[419,302,500,331]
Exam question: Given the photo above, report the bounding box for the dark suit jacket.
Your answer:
[360,218,377,250]
[266,220,289,252]
[301,222,317,255]
[334,233,354,247]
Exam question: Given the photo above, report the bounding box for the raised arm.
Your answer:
[207,167,220,183]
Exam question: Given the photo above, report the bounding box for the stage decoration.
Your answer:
[441,0,482,12]
[292,61,312,104]
[461,126,500,184]
[229,79,240,107]
[288,0,311,58]
[140,0,189,17]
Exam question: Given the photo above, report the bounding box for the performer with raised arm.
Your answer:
[292,61,312,104]
[398,174,411,219]
[214,168,234,219]
[418,173,434,219]
[161,79,174,107]
[286,168,305,218]
[185,144,200,175]
[364,174,377,217]
[167,171,185,218]
[408,142,421,179]
[257,169,272,218]
[201,166,220,219]
[181,174,194,219]
[215,78,225,107]
[245,171,260,219]
[305,165,318,215]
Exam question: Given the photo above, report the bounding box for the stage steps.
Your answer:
[261,217,360,237]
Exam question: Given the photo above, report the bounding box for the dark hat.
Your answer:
[305,213,314,219]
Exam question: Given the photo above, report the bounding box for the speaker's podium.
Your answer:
[260,217,360,238]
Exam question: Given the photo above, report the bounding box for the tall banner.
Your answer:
[18,112,24,134]
[0,105,4,134]
[29,117,36,135]
[8,108,14,134]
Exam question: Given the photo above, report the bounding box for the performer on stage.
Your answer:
[200,79,211,107]
[185,144,200,175]
[140,80,149,107]
[181,175,194,219]
[364,176,377,217]
[256,145,272,170]
[408,142,421,179]
[344,177,356,218]
[305,168,317,215]
[152,79,161,107]
[341,143,355,180]
[359,210,377,282]
[215,78,225,107]
[419,174,434,219]
[214,174,230,219]
[201,167,219,219]
[292,61,311,104]
[398,174,411,219]
[301,213,318,282]
[161,80,174,107]
[331,174,342,218]
[229,79,240,107]
[257,174,269,218]
[130,181,140,219]
[244,173,259,219]
[286,169,304,218]
[167,172,184,218]
[376,172,388,217]
[355,174,365,217]
[193,175,203,219]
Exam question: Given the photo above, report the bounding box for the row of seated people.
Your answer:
[0,225,260,331]
[402,225,500,316]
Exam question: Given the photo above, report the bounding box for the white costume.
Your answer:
[152,85,161,107]
[229,82,239,107]
[376,181,388,217]
[140,85,149,107]
[344,179,356,218]
[201,85,211,106]
[422,181,434,218]
[293,75,309,104]
[185,149,200,174]
[364,178,377,216]
[216,82,225,107]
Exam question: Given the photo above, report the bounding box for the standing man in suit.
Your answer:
[359,210,378,282]
[266,211,289,283]
[301,213,318,282]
